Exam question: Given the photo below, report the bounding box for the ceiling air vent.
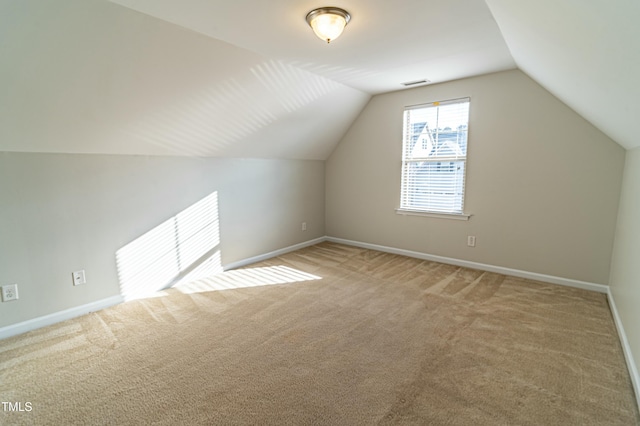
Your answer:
[401,79,430,87]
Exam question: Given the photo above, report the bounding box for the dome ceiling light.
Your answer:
[305,7,351,44]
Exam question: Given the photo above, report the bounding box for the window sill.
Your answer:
[395,208,471,221]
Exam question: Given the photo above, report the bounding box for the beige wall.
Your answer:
[0,152,324,327]
[610,147,640,385]
[326,70,624,284]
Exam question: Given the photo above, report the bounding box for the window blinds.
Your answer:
[400,98,470,214]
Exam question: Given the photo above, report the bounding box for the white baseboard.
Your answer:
[325,236,608,293]
[607,289,640,411]
[224,237,326,271]
[0,237,327,341]
[0,295,124,341]
[0,237,326,341]
[2,235,637,411]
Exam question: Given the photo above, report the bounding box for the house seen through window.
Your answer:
[399,98,470,216]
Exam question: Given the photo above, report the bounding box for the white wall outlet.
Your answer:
[72,270,86,286]
[302,222,307,231]
[1,284,19,302]
[467,236,476,247]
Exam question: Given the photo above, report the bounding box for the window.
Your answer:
[399,98,470,217]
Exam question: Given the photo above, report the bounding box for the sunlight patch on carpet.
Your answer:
[175,265,322,294]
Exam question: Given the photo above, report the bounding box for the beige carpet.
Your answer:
[1,242,638,425]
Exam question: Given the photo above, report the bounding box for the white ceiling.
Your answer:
[110,0,640,150]
[2,0,638,158]
[109,0,516,94]
[0,0,369,160]
[484,0,640,150]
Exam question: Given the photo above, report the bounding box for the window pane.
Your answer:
[404,102,469,159]
[402,161,466,213]
[402,99,470,214]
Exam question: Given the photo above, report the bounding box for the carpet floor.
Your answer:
[1,242,638,425]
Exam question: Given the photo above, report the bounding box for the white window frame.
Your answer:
[396,98,471,220]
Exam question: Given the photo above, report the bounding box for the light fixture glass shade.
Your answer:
[306,8,351,43]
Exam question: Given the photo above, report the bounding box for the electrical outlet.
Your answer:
[467,236,476,247]
[72,270,86,286]
[302,222,307,231]
[2,284,19,302]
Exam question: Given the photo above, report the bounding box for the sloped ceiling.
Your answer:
[3,0,635,158]
[109,0,515,94]
[0,0,369,160]
[485,0,640,150]
[0,0,514,160]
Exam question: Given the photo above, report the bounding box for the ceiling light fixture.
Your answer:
[305,7,351,44]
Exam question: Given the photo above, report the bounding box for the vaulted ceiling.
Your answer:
[484,0,640,150]
[1,0,638,159]
[109,0,516,94]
